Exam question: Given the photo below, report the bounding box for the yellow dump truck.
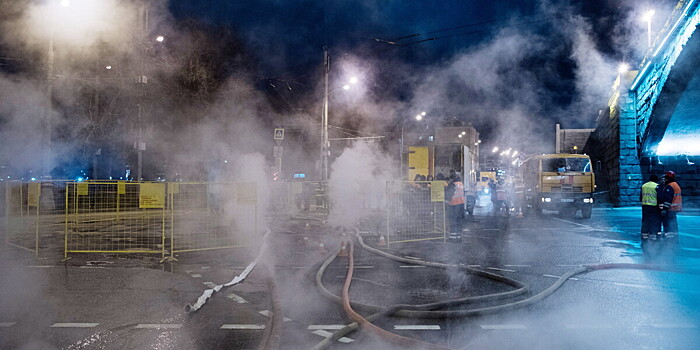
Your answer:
[476,170,496,195]
[518,153,594,218]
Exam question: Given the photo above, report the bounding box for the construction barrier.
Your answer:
[385,181,447,245]
[4,181,69,255]
[61,181,258,259]
[168,182,256,257]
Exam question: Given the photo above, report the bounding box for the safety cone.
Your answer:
[338,241,348,257]
[378,235,387,247]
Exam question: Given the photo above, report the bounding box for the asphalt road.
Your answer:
[1,206,699,349]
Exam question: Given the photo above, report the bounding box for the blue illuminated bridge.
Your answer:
[587,0,700,206]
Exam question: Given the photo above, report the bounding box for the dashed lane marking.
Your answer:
[650,323,697,329]
[227,293,248,304]
[220,324,265,330]
[258,310,292,322]
[135,324,182,329]
[399,265,426,268]
[486,267,516,273]
[354,265,374,269]
[0,322,16,327]
[553,217,624,233]
[504,265,531,268]
[202,282,218,288]
[543,274,579,281]
[565,324,613,329]
[311,329,354,343]
[27,266,54,268]
[612,282,652,289]
[308,325,346,330]
[50,323,99,328]
[201,266,211,270]
[394,325,441,330]
[190,274,202,278]
[480,324,527,330]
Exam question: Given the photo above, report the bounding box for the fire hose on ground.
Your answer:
[311,228,698,350]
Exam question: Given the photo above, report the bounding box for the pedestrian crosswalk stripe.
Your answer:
[308,325,345,330]
[135,324,182,329]
[227,293,248,303]
[480,324,526,330]
[394,325,441,330]
[50,323,99,328]
[220,324,265,330]
[311,329,354,343]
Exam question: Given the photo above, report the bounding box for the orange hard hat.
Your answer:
[665,170,676,179]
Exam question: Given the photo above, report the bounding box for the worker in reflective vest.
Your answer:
[658,171,682,237]
[639,174,660,241]
[448,175,465,240]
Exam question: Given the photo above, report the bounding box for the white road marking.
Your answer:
[404,256,422,260]
[565,324,613,329]
[258,310,292,322]
[135,324,182,329]
[504,264,531,268]
[543,274,579,281]
[51,323,99,328]
[190,274,202,278]
[553,217,624,232]
[308,325,346,330]
[79,266,104,269]
[201,266,211,270]
[202,282,218,288]
[227,293,248,304]
[480,324,526,330]
[399,265,426,268]
[354,265,375,269]
[556,264,583,267]
[467,265,482,268]
[487,267,516,273]
[27,266,54,268]
[220,324,265,330]
[311,329,354,343]
[612,282,652,289]
[351,277,389,288]
[0,322,16,327]
[650,323,697,329]
[394,325,441,330]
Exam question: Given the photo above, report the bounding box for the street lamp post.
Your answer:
[399,112,425,180]
[643,10,655,49]
[320,47,330,181]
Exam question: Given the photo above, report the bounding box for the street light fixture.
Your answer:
[618,63,630,74]
[156,35,164,42]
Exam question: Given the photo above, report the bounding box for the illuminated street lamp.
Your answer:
[642,10,655,49]
[400,112,426,179]
[618,63,630,74]
[156,35,164,42]
[492,147,499,153]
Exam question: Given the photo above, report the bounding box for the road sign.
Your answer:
[274,128,285,140]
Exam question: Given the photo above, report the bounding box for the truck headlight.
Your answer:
[583,198,593,203]
[542,197,551,203]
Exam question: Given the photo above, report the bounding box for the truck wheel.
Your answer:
[581,206,592,219]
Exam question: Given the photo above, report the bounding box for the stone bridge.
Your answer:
[587,0,700,206]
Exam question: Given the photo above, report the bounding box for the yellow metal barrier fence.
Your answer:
[168,182,256,256]
[386,181,446,245]
[5,181,69,256]
[62,181,258,259]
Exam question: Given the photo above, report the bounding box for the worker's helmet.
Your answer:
[665,170,676,179]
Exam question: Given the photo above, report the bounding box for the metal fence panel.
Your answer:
[64,181,165,257]
[386,181,446,245]
[285,181,328,215]
[169,182,256,255]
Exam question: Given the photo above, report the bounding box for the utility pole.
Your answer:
[136,6,148,181]
[43,31,55,179]
[320,47,330,181]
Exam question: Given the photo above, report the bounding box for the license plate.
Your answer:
[560,198,574,202]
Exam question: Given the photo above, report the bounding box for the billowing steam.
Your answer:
[327,141,394,228]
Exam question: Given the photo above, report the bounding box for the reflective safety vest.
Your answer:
[669,181,682,211]
[641,181,658,206]
[450,181,465,205]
